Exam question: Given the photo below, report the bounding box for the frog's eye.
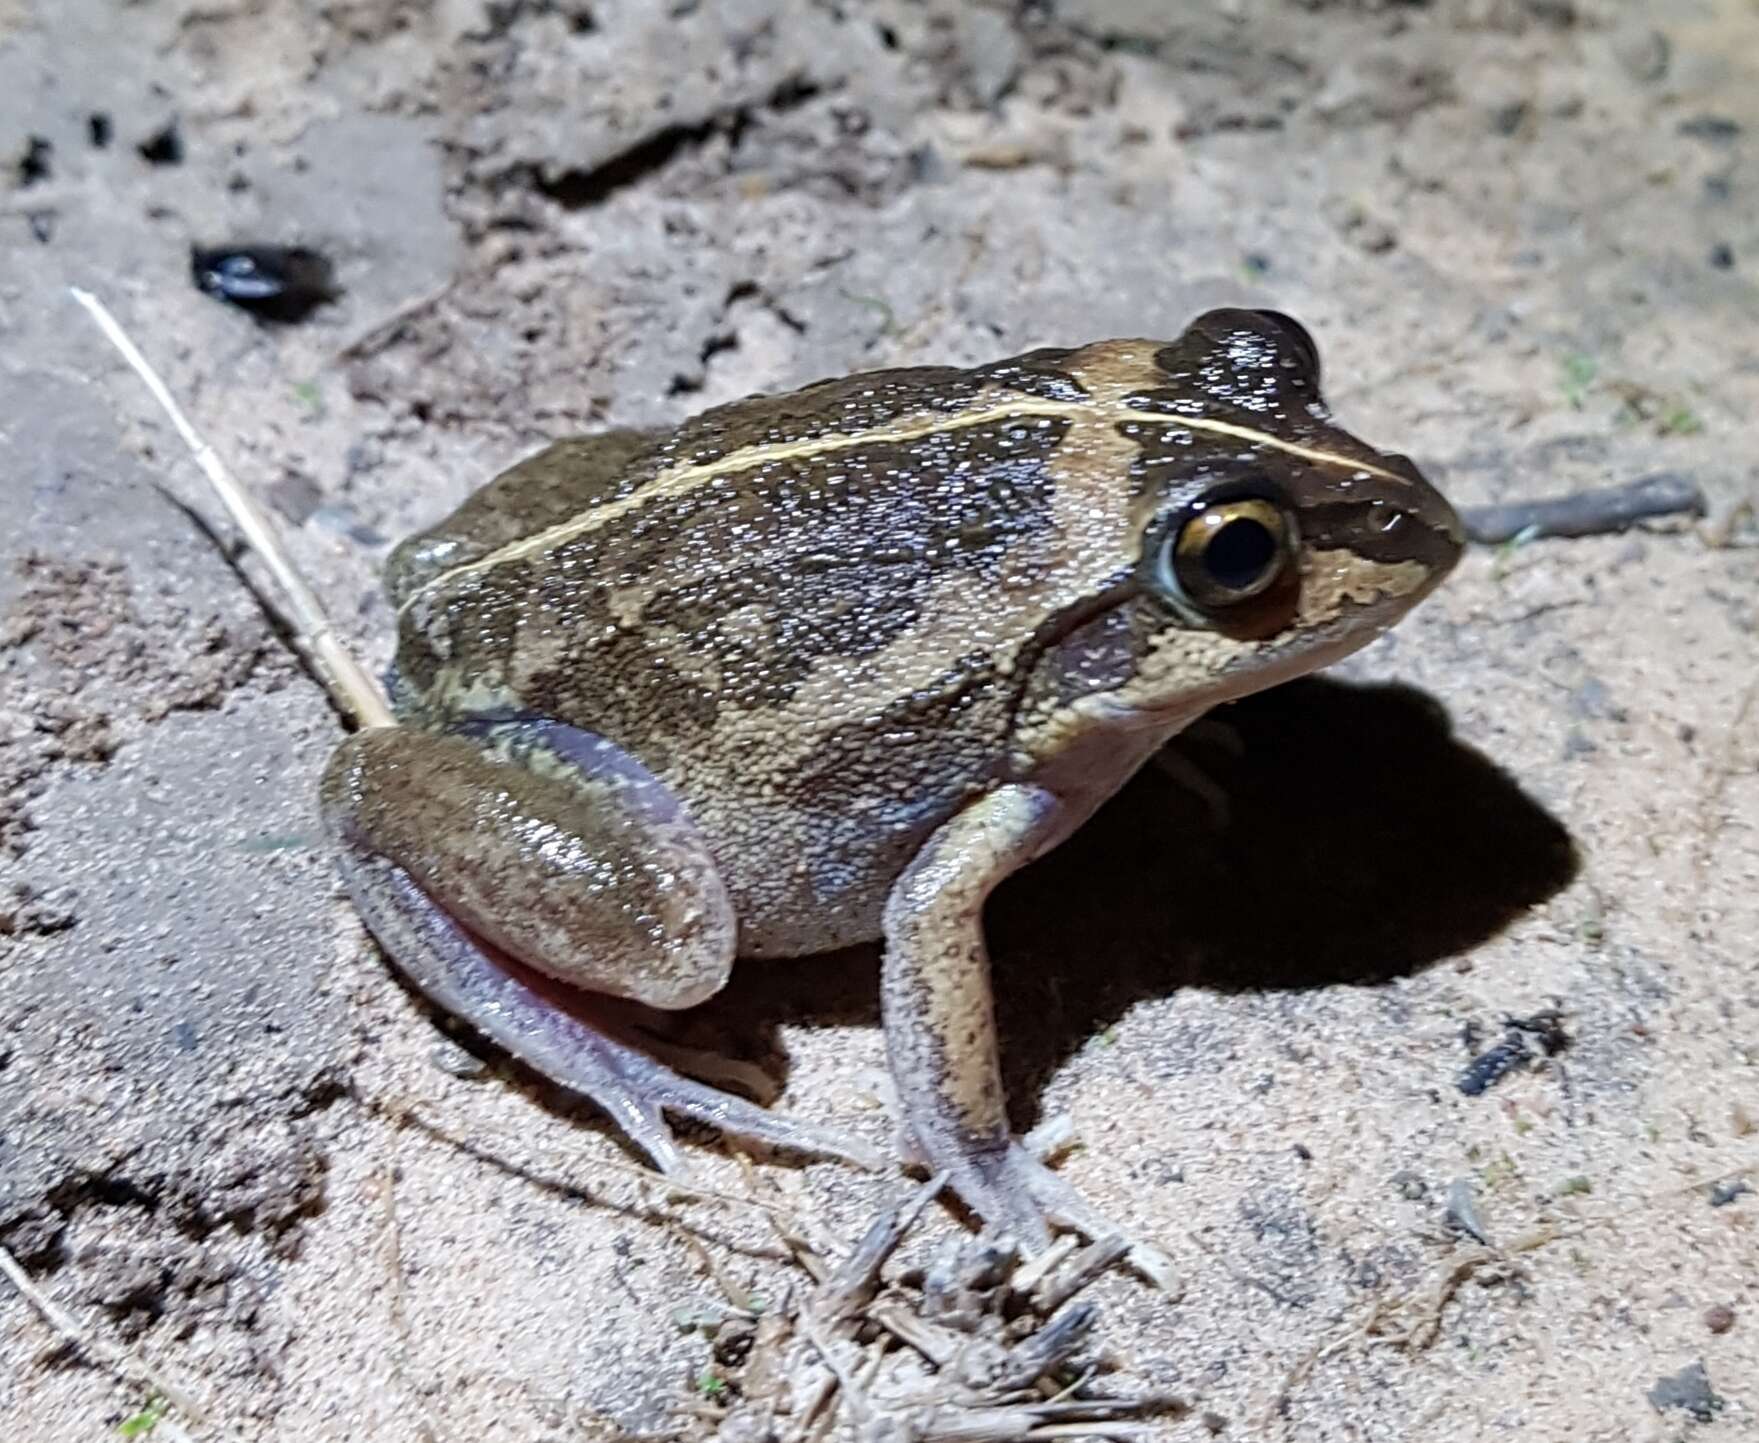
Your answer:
[1155,496,1298,624]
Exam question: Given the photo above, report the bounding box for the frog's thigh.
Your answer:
[882,783,1065,1247]
[322,725,882,1176]
[323,724,733,1009]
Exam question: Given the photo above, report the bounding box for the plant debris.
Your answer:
[1443,1177,1492,1247]
[691,1176,1183,1441]
[1458,1009,1570,1097]
[1459,473,1706,544]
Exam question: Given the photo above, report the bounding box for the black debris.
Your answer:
[1507,1010,1570,1049]
[1458,1009,1569,1097]
[191,245,339,324]
[88,113,112,148]
[137,122,184,166]
[1708,1178,1751,1208]
[1459,1034,1529,1096]
[1679,114,1741,142]
[18,135,52,187]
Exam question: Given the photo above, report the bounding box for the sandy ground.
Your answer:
[3,1,1758,1439]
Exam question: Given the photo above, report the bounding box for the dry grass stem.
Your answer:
[0,1241,206,1442]
[69,286,394,730]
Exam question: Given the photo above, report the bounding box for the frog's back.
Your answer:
[387,343,1185,950]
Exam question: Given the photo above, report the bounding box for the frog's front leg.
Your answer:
[883,784,1178,1283]
[321,720,881,1175]
[881,784,1070,1245]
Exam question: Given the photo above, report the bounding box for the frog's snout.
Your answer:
[1384,452,1468,562]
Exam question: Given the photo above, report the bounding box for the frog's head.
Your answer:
[1019,308,1464,747]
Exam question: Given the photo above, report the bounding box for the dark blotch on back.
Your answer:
[770,650,1016,917]
[385,429,661,606]
[798,650,1006,803]
[413,415,1070,758]
[658,367,991,473]
[976,347,1086,403]
[616,416,1070,713]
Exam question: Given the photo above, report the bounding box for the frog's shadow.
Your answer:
[708,674,1580,1134]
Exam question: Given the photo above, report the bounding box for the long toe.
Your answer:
[1017,1149,1181,1291]
[605,1042,887,1170]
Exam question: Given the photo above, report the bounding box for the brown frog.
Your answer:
[321,308,1462,1265]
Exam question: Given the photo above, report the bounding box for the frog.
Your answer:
[320,307,1463,1261]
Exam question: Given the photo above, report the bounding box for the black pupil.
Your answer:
[1204,516,1278,592]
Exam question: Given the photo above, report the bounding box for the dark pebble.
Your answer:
[1647,1361,1722,1422]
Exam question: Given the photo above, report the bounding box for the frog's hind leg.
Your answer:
[340,851,871,1176]
[322,723,883,1176]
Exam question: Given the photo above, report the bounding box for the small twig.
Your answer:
[1374,1250,1517,1353]
[0,1242,205,1442]
[988,1302,1098,1392]
[915,1402,1169,1442]
[1261,1150,1759,1433]
[1010,1233,1080,1298]
[797,1301,873,1427]
[1694,676,1758,899]
[1030,1235,1130,1316]
[1019,1423,1162,1441]
[335,279,454,363]
[757,1174,963,1368]
[1460,473,1706,545]
[69,285,394,730]
[673,1224,766,1315]
[814,1171,948,1322]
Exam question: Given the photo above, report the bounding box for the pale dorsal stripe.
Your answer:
[405,397,1407,612]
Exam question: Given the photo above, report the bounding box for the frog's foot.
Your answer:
[900,1129,1178,1291]
[1007,1142,1181,1291]
[345,849,886,1177]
